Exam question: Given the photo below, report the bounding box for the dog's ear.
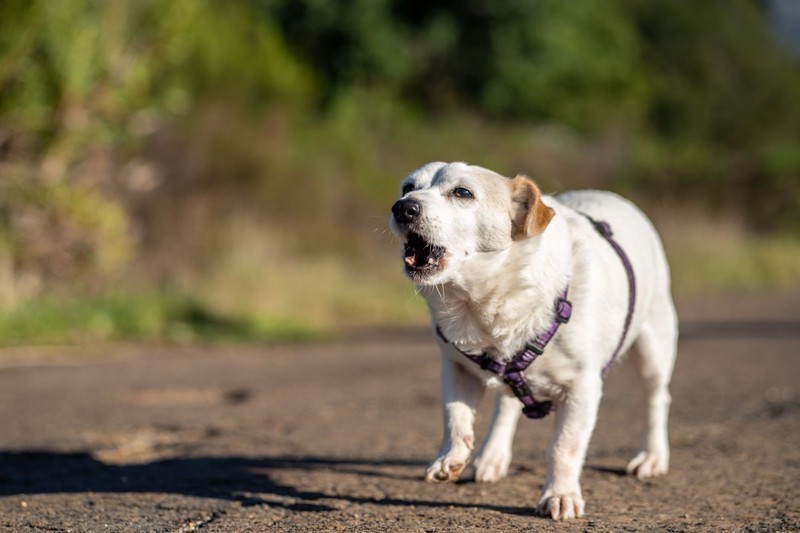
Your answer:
[510,174,555,239]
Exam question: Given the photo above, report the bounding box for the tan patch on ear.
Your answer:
[510,174,555,239]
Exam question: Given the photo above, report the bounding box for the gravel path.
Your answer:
[0,292,798,532]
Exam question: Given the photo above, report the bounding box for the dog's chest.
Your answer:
[434,295,542,359]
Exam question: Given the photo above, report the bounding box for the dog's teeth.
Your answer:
[405,256,416,266]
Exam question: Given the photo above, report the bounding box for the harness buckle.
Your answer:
[524,342,544,356]
[590,219,613,238]
[522,400,553,419]
[503,372,533,398]
[480,357,505,375]
[555,297,572,324]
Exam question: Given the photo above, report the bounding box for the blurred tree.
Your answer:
[259,0,648,130]
[1,0,800,319]
[0,0,313,172]
[626,0,800,230]
[0,0,313,304]
[259,0,800,230]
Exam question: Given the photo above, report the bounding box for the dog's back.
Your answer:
[553,190,672,328]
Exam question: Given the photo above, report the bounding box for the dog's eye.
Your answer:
[452,187,474,199]
[401,183,415,196]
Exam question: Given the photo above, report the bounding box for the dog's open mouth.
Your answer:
[403,232,446,279]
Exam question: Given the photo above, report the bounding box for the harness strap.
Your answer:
[581,215,637,376]
[436,290,571,419]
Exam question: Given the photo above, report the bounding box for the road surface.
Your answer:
[0,292,798,531]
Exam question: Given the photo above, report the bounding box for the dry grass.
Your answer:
[652,204,800,296]
[188,217,429,330]
[190,206,800,334]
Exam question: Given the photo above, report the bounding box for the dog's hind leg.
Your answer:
[473,391,521,482]
[425,353,485,482]
[626,293,678,479]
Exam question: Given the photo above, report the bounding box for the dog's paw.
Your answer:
[626,449,669,479]
[424,456,467,482]
[537,491,585,521]
[473,447,511,483]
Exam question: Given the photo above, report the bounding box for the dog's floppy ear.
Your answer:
[510,174,555,239]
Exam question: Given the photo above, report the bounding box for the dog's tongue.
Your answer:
[404,244,427,267]
[404,233,444,269]
[404,236,437,267]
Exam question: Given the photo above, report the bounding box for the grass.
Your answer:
[192,219,428,330]
[668,236,800,296]
[652,205,800,296]
[0,292,321,347]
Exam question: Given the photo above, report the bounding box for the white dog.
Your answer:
[389,162,678,520]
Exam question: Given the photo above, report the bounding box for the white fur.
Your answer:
[390,162,678,520]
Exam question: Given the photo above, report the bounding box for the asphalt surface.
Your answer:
[0,292,798,532]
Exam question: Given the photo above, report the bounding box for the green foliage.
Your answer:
[621,0,800,231]
[257,0,800,231]
[260,0,648,130]
[0,0,314,310]
[0,292,321,347]
[0,0,313,162]
[480,0,648,128]
[2,0,800,344]
[0,172,132,307]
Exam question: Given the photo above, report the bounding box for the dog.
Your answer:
[389,162,678,520]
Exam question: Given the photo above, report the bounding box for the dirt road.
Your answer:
[0,292,798,532]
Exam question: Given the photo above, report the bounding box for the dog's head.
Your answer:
[390,162,554,285]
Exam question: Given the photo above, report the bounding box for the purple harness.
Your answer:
[584,214,637,377]
[436,215,636,420]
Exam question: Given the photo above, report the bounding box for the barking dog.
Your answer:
[390,162,678,520]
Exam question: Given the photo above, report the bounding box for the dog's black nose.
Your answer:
[392,198,421,224]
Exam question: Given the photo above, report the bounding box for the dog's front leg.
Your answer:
[538,374,602,520]
[425,352,484,482]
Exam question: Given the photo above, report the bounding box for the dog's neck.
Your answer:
[421,214,572,360]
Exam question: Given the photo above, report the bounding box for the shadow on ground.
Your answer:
[0,452,535,517]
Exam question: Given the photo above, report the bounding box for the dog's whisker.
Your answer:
[412,285,426,301]
[435,283,447,308]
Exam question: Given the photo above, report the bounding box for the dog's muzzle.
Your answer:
[391,198,446,281]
